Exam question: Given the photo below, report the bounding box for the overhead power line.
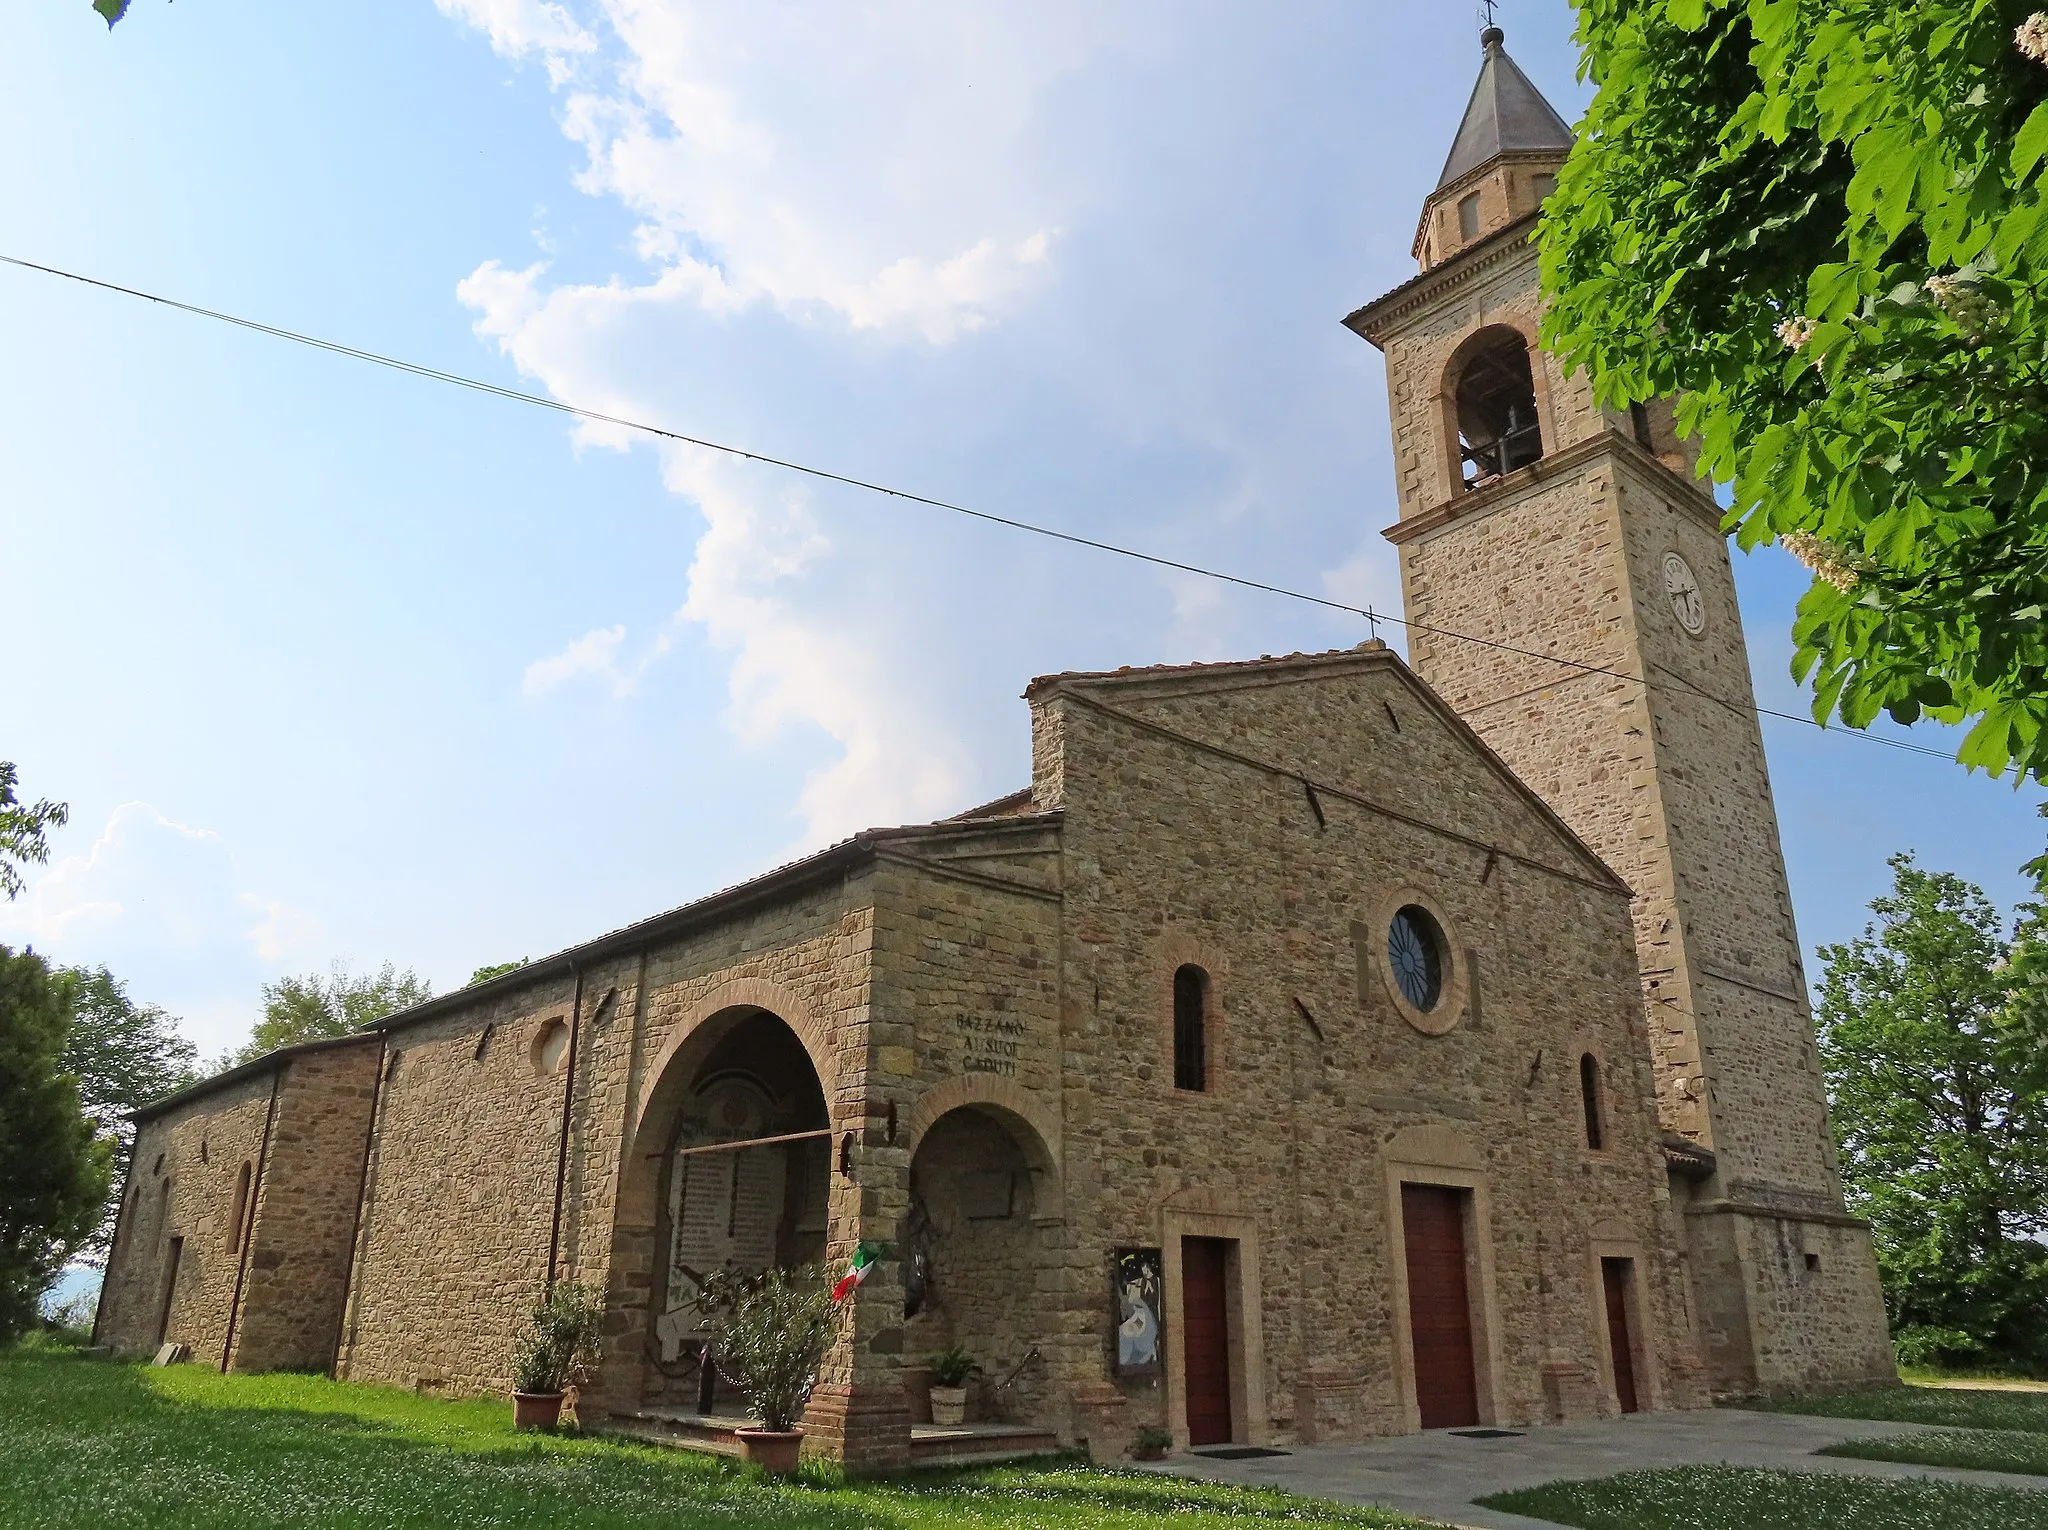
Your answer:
[0,251,1958,764]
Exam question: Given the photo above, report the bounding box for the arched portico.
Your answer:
[899,1080,1066,1431]
[596,999,835,1418]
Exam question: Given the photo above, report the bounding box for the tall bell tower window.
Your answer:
[1453,329,1543,488]
[1457,192,1481,241]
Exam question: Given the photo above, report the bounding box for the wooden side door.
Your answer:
[1401,1184,1479,1429]
[1601,1257,1641,1414]
[1180,1237,1234,1446]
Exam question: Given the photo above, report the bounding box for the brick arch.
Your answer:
[904,1075,1063,1224]
[627,974,837,1156]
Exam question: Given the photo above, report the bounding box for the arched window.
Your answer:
[1454,329,1543,488]
[1173,965,1209,1092]
[229,1161,253,1253]
[1580,1053,1605,1151]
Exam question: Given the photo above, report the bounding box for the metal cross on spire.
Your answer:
[1478,0,1501,33]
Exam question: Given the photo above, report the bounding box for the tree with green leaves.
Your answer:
[1543,0,2048,779]
[1815,854,2048,1370]
[0,948,110,1343]
[58,967,197,1262]
[229,961,431,1067]
[0,762,66,902]
[469,960,529,986]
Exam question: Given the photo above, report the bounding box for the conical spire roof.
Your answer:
[1436,27,1574,189]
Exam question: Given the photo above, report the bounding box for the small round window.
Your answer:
[1387,906,1446,1012]
[530,1018,570,1077]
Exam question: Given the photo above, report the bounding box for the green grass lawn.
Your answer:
[0,1348,1423,1530]
[1480,1464,2048,1529]
[1749,1384,2048,1435]
[1818,1427,2048,1477]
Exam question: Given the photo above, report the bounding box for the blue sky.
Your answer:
[4,0,2042,1064]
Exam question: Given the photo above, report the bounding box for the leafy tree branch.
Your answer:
[1544,0,2048,779]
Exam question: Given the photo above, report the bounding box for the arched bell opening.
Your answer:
[616,1005,832,1415]
[901,1104,1057,1428]
[1447,326,1544,489]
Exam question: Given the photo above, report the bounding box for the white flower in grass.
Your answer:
[2018,12,2048,64]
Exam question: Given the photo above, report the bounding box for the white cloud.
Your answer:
[523,621,678,698]
[524,623,629,695]
[435,0,596,84]
[0,803,323,1059]
[241,894,325,964]
[443,3,1126,842]
[663,447,973,841]
[445,2,1387,849]
[446,0,1101,341]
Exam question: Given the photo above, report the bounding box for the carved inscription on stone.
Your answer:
[956,1014,1025,1077]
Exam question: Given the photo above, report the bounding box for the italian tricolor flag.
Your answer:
[831,1242,882,1303]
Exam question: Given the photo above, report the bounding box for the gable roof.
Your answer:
[1029,642,1628,893]
[1437,28,1574,189]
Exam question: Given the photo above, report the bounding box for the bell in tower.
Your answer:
[1343,27,1897,1401]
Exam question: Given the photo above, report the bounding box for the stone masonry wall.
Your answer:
[229,1038,382,1372]
[339,963,623,1396]
[97,1070,277,1361]
[1025,659,1708,1447]
[864,824,1070,1437]
[341,866,877,1412]
[1371,228,1894,1393]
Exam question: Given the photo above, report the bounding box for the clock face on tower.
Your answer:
[1663,552,1705,635]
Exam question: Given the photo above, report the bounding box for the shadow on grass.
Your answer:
[1743,1385,2048,1435]
[1818,1427,2048,1478]
[895,1460,1411,1525]
[1480,1464,2048,1530]
[0,1352,1423,1529]
[0,1351,892,1530]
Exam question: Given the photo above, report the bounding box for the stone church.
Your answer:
[96,29,1895,1470]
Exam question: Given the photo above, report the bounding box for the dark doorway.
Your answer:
[1402,1184,1480,1428]
[155,1236,184,1347]
[1181,1237,1234,1446]
[1601,1258,1641,1414]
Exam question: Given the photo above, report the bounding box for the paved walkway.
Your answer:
[1141,1408,2048,1528]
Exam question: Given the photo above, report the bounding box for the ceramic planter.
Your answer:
[512,1391,564,1430]
[736,1427,804,1474]
[929,1385,968,1426]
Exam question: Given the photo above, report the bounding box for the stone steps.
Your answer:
[602,1410,1061,1469]
[911,1422,1062,1467]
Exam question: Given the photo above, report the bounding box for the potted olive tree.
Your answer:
[510,1278,606,1431]
[926,1343,980,1427]
[708,1265,837,1474]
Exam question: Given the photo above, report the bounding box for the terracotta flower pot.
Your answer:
[512,1391,564,1431]
[736,1427,804,1474]
[929,1385,968,1426]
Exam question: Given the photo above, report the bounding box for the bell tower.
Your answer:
[1344,27,1895,1396]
